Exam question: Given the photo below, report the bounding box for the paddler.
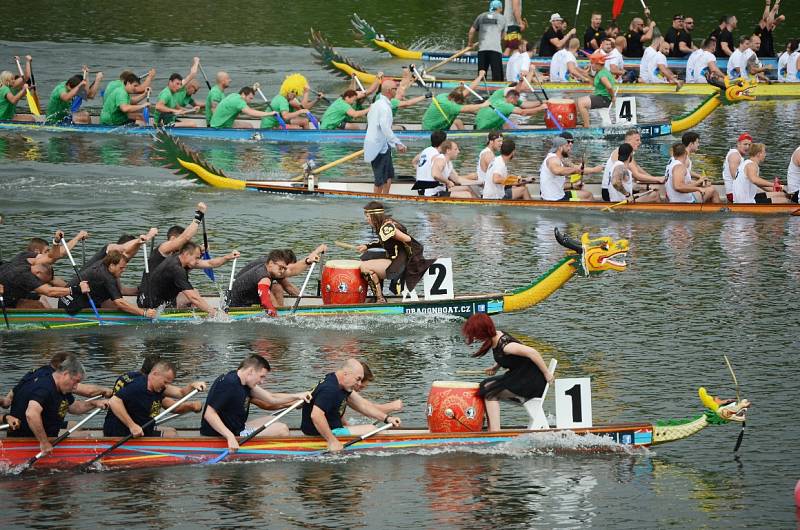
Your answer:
[474,88,545,130]
[639,34,683,87]
[104,68,156,101]
[420,70,489,131]
[99,72,151,126]
[103,360,205,438]
[259,74,324,130]
[732,143,789,204]
[152,57,203,127]
[357,201,435,303]
[481,138,532,200]
[320,89,371,130]
[301,359,401,452]
[7,354,109,456]
[340,362,403,426]
[461,314,554,432]
[786,144,800,203]
[605,143,638,204]
[549,38,591,83]
[0,259,90,309]
[210,87,275,129]
[137,242,239,318]
[601,130,665,202]
[665,142,720,203]
[722,133,753,203]
[85,228,159,268]
[426,140,483,199]
[575,51,615,128]
[0,69,30,122]
[539,136,596,201]
[205,71,231,126]
[45,67,103,124]
[201,355,312,449]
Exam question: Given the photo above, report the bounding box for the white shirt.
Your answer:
[363,95,403,163]
[640,46,668,83]
[601,151,616,190]
[539,152,567,201]
[727,48,746,78]
[550,49,578,83]
[605,48,624,77]
[607,161,633,202]
[787,51,800,82]
[665,157,695,203]
[721,148,741,195]
[778,51,790,82]
[476,146,494,184]
[482,156,508,200]
[787,147,800,193]
[733,159,761,203]
[424,153,453,197]
[415,146,439,182]
[506,52,531,82]
[686,50,716,83]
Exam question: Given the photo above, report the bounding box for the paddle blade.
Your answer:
[26,92,41,116]
[143,106,150,125]
[201,251,216,282]
[733,421,745,453]
[206,449,230,465]
[71,95,84,113]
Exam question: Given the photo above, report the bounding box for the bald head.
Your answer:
[216,71,231,89]
[380,79,397,96]
[336,359,365,392]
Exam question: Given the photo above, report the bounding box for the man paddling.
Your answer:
[0,260,90,309]
[104,68,156,101]
[8,354,108,456]
[205,71,231,127]
[320,89,371,130]
[420,71,489,131]
[301,359,401,452]
[539,136,596,201]
[99,72,150,126]
[201,355,312,450]
[260,74,324,130]
[0,70,30,122]
[210,87,275,129]
[732,143,788,204]
[45,68,103,124]
[364,79,407,194]
[602,130,665,202]
[152,57,202,127]
[5,353,112,408]
[482,138,532,200]
[103,360,204,438]
[474,88,544,130]
[722,133,753,202]
[341,362,403,426]
[686,39,723,83]
[665,143,719,203]
[85,228,159,268]
[549,38,591,83]
[639,34,683,87]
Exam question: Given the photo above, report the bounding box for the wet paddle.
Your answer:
[723,355,746,453]
[70,68,88,113]
[14,57,39,117]
[289,149,365,182]
[0,293,9,329]
[425,44,477,74]
[206,398,304,465]
[142,87,151,126]
[60,238,103,325]
[291,261,316,314]
[200,218,216,283]
[253,83,288,130]
[461,83,518,130]
[81,389,200,470]
[198,62,212,91]
[223,256,237,310]
[522,76,563,132]
[320,422,395,455]
[21,396,104,471]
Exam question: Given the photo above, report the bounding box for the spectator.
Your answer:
[584,12,605,52]
[623,16,655,58]
[715,15,737,57]
[753,0,785,57]
[539,13,576,57]
[665,15,694,58]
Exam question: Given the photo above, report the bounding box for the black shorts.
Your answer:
[370,150,395,187]
[589,95,612,109]
[789,190,799,203]
[754,192,772,204]
[601,188,610,202]
[411,180,440,196]
[554,191,577,202]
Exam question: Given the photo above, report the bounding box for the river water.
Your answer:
[1,3,800,528]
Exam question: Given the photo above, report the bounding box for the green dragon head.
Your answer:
[699,387,750,424]
[555,228,629,276]
[709,75,757,105]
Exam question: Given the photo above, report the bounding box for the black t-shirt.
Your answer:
[238,257,267,276]
[112,370,144,395]
[583,26,604,51]
[9,373,75,438]
[85,244,109,268]
[200,371,252,436]
[0,262,45,306]
[229,264,269,307]
[538,26,563,57]
[59,261,122,314]
[103,374,164,436]
[753,25,774,57]
[624,29,645,57]
[138,254,193,308]
[139,246,169,295]
[716,28,734,57]
[301,372,350,435]
[665,28,693,57]
[13,365,55,395]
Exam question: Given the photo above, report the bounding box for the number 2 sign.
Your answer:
[554,378,593,429]
[423,258,454,301]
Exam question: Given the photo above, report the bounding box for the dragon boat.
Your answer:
[350,14,780,74]
[0,387,749,472]
[155,132,800,216]
[315,25,796,98]
[1,229,628,331]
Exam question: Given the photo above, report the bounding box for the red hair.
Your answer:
[462,314,497,357]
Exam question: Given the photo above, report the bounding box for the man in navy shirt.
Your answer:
[103,360,205,437]
[9,354,108,456]
[200,355,311,452]
[301,359,401,452]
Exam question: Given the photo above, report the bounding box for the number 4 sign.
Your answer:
[613,97,637,125]
[423,258,454,301]
[554,378,593,429]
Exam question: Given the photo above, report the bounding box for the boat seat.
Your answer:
[522,358,557,430]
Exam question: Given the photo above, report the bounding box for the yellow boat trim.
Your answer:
[177,159,246,190]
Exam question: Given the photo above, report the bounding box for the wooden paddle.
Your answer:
[334,240,359,251]
[601,189,657,211]
[455,370,489,376]
[291,259,318,313]
[426,44,477,74]
[81,389,200,470]
[60,238,103,325]
[14,57,39,117]
[206,398,304,465]
[22,395,104,471]
[289,149,364,182]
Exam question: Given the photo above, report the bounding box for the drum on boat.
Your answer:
[427,381,486,433]
[544,99,577,129]
[321,260,367,305]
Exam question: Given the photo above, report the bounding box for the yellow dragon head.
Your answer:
[710,75,757,104]
[554,228,629,276]
[699,387,750,423]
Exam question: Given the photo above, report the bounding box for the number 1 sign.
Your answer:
[554,378,593,429]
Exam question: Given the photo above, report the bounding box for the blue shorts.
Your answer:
[370,149,395,186]
[331,427,351,436]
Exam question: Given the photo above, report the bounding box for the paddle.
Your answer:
[0,293,9,329]
[723,355,746,453]
[291,261,316,313]
[27,58,42,112]
[198,62,212,91]
[522,76,563,132]
[425,44,477,74]
[81,389,200,470]
[141,241,151,313]
[70,68,88,114]
[206,398,304,465]
[223,256,237,311]
[334,240,358,251]
[601,189,657,211]
[200,218,216,283]
[573,0,582,37]
[142,87,151,126]
[14,57,39,117]
[325,422,395,454]
[289,149,365,182]
[21,395,104,471]
[455,370,489,376]
[253,83,288,130]
[60,238,103,325]
[81,239,86,268]
[460,83,518,130]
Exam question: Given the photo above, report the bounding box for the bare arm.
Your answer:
[311,405,341,450]
[69,398,107,415]
[181,57,200,87]
[672,165,703,193]
[195,250,239,269]
[721,42,734,56]
[641,22,655,42]
[87,72,104,98]
[611,166,630,196]
[547,157,581,176]
[346,391,402,425]
[397,95,427,108]
[251,386,310,408]
[467,27,477,47]
[567,63,590,82]
[26,401,50,451]
[242,106,274,118]
[108,396,143,436]
[204,405,238,450]
[431,158,452,187]
[745,163,774,189]
[630,160,664,184]
[502,342,554,382]
[181,289,216,316]
[657,64,681,84]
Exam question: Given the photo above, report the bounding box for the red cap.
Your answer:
[738,133,752,142]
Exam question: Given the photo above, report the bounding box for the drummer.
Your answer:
[461,314,554,432]
[356,202,435,303]
[576,51,615,128]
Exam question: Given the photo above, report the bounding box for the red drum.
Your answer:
[321,260,367,305]
[426,381,486,433]
[545,99,577,129]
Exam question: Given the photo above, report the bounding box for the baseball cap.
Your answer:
[589,51,607,65]
[550,136,568,152]
[559,131,574,140]
[550,13,564,22]
[738,133,753,142]
[489,0,502,12]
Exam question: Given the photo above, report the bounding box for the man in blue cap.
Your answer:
[468,0,508,81]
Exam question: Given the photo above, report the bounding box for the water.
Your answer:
[2,4,800,528]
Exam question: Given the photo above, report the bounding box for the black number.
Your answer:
[428,263,448,295]
[618,100,633,121]
[565,384,583,422]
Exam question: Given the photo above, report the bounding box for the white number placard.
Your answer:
[554,378,593,429]
[614,97,637,125]
[423,258,454,301]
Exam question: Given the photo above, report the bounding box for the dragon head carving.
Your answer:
[555,228,629,275]
[699,387,750,424]
[709,75,757,105]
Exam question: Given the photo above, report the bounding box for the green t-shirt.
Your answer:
[100,87,132,125]
[104,79,123,100]
[475,100,515,130]
[260,94,291,129]
[0,86,18,120]
[489,89,506,105]
[390,98,400,116]
[46,82,72,124]
[320,97,354,130]
[593,68,615,99]
[421,94,462,130]
[205,86,225,126]
[153,86,191,125]
[210,92,247,128]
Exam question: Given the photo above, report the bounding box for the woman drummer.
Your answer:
[462,314,554,432]
[356,201,435,303]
